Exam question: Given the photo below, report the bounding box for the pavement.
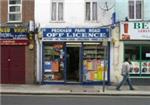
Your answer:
[0,84,150,96]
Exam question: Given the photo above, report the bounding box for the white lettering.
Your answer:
[51,29,72,33]
[89,29,100,32]
[46,33,64,37]
[74,29,85,32]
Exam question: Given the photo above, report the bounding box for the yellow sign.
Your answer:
[0,27,28,33]
[0,27,10,33]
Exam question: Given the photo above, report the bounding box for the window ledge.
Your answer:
[7,21,23,24]
[128,19,143,21]
[49,21,65,23]
[84,20,99,23]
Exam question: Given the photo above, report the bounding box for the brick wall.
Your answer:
[1,0,8,23]
[0,0,34,23]
[25,46,35,84]
[22,0,34,22]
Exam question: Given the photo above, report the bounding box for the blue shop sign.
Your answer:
[42,28,110,41]
[0,27,28,40]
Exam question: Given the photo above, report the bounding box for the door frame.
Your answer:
[65,43,82,83]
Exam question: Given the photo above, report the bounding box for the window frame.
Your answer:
[50,0,64,22]
[8,0,22,23]
[85,1,98,22]
[128,0,143,20]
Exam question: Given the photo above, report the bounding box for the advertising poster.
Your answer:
[141,61,150,74]
[130,61,140,74]
[44,61,52,72]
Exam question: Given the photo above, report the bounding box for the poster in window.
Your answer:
[44,61,52,72]
[52,61,59,72]
[141,61,150,74]
[130,61,140,74]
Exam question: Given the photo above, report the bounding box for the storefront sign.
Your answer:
[0,40,29,45]
[120,22,150,40]
[0,27,28,40]
[42,28,110,41]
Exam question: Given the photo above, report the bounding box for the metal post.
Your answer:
[102,40,107,92]
[103,46,107,92]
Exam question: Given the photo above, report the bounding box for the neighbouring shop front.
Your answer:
[120,22,150,78]
[0,25,34,84]
[41,28,110,84]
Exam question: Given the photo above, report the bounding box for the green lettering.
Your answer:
[143,23,149,29]
[134,22,142,29]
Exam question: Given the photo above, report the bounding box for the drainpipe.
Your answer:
[35,23,42,84]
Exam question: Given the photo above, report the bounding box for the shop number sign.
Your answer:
[42,28,110,41]
[120,22,150,40]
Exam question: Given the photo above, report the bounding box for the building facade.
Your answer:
[1,0,149,85]
[35,0,115,84]
[0,0,35,84]
[111,0,150,84]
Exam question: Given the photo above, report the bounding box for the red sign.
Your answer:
[0,40,29,45]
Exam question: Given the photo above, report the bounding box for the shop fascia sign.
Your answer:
[0,27,28,40]
[0,40,28,45]
[120,22,150,40]
[42,28,110,41]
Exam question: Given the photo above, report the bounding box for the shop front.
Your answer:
[0,26,34,84]
[120,22,150,78]
[41,28,110,84]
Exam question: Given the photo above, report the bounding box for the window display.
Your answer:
[83,44,107,81]
[43,42,64,82]
[125,44,150,77]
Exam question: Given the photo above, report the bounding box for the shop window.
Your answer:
[83,43,107,81]
[125,45,140,75]
[85,1,97,21]
[51,0,64,21]
[142,46,150,60]
[43,42,65,82]
[141,46,150,75]
[8,0,22,22]
[125,45,140,61]
[128,0,142,20]
[125,44,150,76]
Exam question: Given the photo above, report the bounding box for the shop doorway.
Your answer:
[66,45,80,82]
